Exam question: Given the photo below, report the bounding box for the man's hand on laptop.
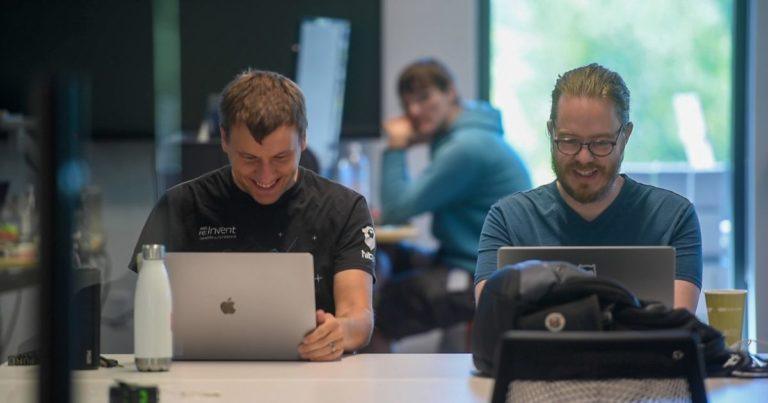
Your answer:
[298,310,344,361]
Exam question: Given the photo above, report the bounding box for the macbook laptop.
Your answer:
[165,252,316,360]
[497,246,675,306]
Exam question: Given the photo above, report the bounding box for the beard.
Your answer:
[551,152,623,204]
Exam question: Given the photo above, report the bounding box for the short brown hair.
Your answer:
[219,69,307,143]
[397,58,456,97]
[550,63,631,125]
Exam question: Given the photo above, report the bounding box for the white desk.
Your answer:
[2,354,766,402]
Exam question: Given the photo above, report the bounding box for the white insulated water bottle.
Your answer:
[134,244,173,371]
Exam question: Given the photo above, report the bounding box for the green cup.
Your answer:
[705,289,747,348]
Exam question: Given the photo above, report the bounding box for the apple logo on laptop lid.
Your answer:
[220,297,236,314]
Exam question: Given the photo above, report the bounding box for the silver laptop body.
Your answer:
[165,252,316,360]
[497,246,675,306]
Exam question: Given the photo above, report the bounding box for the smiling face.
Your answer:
[401,86,459,137]
[551,95,632,204]
[221,123,305,205]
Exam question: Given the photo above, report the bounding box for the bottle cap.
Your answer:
[141,244,165,260]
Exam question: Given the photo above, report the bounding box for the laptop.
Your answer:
[165,252,316,360]
[497,246,675,306]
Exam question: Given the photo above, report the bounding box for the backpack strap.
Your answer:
[546,276,642,308]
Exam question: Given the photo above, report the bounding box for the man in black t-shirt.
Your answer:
[129,70,375,361]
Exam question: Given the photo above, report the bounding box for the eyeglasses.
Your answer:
[549,122,626,157]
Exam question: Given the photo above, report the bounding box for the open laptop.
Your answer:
[165,252,316,360]
[497,246,675,306]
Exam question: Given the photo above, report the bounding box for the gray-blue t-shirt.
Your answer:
[475,174,702,288]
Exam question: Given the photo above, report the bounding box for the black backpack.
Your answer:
[472,260,757,377]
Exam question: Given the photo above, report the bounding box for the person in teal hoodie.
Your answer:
[372,58,531,348]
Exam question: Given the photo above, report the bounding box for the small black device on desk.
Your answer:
[7,350,39,366]
[109,381,159,403]
[72,267,101,369]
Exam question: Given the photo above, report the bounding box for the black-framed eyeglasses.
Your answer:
[549,122,626,157]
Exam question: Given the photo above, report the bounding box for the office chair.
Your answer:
[491,330,708,403]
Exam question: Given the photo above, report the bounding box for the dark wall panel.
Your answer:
[1,1,155,138]
[2,1,380,139]
[180,0,381,138]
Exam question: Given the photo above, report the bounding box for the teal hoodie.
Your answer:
[380,100,532,272]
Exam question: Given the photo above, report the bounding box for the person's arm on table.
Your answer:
[674,280,700,312]
[474,203,515,305]
[671,204,703,313]
[298,269,373,361]
[475,280,487,306]
[299,193,375,361]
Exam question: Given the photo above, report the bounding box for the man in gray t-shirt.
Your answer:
[474,63,702,312]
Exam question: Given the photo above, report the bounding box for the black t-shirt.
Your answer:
[129,166,376,314]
